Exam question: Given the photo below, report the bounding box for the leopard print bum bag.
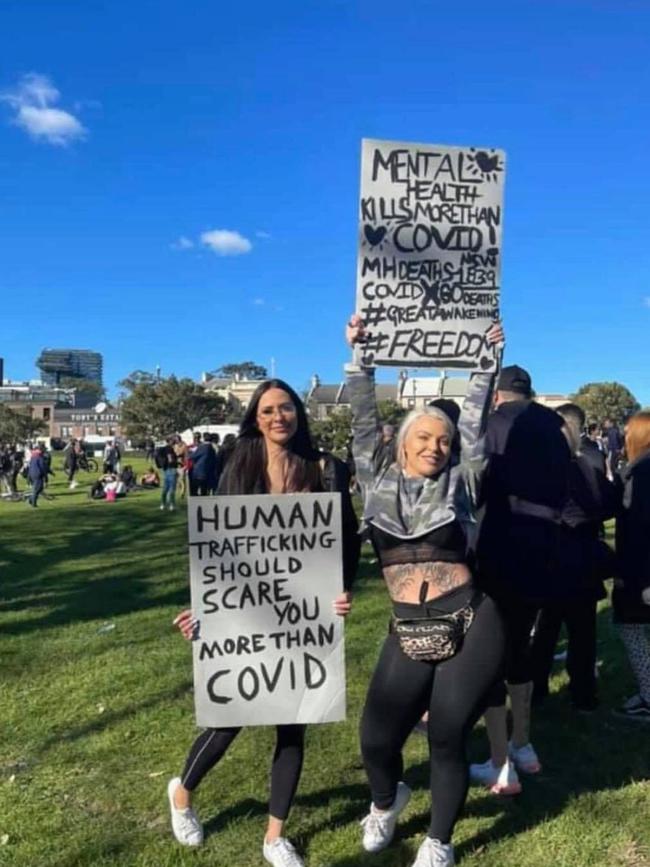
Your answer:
[391,582,481,662]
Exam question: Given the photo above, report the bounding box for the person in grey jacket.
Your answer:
[346,314,505,867]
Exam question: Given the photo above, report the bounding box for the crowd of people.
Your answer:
[158,315,650,867]
[2,327,648,867]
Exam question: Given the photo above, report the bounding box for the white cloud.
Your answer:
[201,229,252,256]
[255,230,272,239]
[1,73,87,146]
[171,235,194,251]
[252,297,265,305]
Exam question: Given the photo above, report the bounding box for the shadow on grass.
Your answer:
[308,601,650,865]
[0,497,189,635]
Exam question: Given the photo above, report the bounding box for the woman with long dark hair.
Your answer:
[346,315,505,867]
[168,379,360,867]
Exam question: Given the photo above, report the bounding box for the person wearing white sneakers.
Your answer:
[471,365,573,793]
[168,378,360,867]
[346,316,506,867]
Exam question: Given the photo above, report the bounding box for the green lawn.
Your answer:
[0,456,648,867]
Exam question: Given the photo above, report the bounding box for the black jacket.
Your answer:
[477,399,573,602]
[190,443,217,482]
[613,451,650,624]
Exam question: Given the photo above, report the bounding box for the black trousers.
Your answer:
[29,478,44,506]
[360,594,504,843]
[530,598,598,707]
[484,595,539,707]
[189,477,211,496]
[180,724,306,821]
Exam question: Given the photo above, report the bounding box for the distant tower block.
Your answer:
[36,349,103,386]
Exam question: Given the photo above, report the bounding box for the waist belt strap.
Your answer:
[508,495,562,523]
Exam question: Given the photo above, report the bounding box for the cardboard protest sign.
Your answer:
[356,138,506,370]
[188,493,346,728]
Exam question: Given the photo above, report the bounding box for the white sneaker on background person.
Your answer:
[360,781,411,852]
[263,836,304,866]
[469,758,521,795]
[508,741,542,774]
[411,836,455,866]
[166,777,203,847]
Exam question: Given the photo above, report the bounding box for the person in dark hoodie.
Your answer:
[471,365,572,794]
[612,411,650,720]
[188,433,217,496]
[530,403,617,711]
[27,444,48,507]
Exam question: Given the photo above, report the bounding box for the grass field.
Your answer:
[1,455,648,867]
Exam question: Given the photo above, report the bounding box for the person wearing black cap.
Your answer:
[470,365,573,794]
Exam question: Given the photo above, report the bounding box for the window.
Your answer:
[43,407,51,420]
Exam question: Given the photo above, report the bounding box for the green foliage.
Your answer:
[119,375,226,439]
[572,382,640,426]
[376,399,406,426]
[309,407,353,457]
[58,376,106,402]
[0,404,48,442]
[211,362,267,380]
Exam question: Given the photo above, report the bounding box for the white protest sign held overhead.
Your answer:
[356,138,506,370]
[188,493,346,728]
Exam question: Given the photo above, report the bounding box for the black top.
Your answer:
[370,520,467,569]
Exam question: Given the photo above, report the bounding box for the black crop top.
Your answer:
[370,519,467,568]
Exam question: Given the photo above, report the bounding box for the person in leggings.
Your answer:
[346,315,505,867]
[169,378,360,867]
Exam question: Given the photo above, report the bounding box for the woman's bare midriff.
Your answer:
[383,561,472,604]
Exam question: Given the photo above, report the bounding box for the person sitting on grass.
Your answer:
[140,467,160,488]
[120,465,137,491]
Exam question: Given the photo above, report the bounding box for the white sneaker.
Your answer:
[411,837,455,867]
[167,777,203,846]
[508,741,542,774]
[469,759,521,795]
[160,504,165,511]
[168,504,175,511]
[263,837,304,866]
[360,781,411,852]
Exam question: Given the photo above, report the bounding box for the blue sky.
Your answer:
[1,0,649,403]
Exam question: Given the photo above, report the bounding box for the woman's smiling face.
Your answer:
[402,415,451,477]
[256,388,298,447]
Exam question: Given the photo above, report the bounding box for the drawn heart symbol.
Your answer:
[364,224,387,246]
[480,355,494,371]
[474,151,500,173]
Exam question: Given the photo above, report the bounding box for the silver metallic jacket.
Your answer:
[345,363,495,543]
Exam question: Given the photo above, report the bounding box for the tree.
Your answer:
[119,375,226,439]
[377,399,406,426]
[59,376,106,402]
[310,408,353,457]
[211,362,268,381]
[572,382,640,427]
[0,405,48,443]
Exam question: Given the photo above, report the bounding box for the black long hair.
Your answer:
[219,379,322,494]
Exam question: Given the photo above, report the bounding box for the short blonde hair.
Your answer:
[625,412,650,463]
[395,407,455,470]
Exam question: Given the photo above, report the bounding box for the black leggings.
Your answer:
[360,592,504,843]
[180,724,306,821]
